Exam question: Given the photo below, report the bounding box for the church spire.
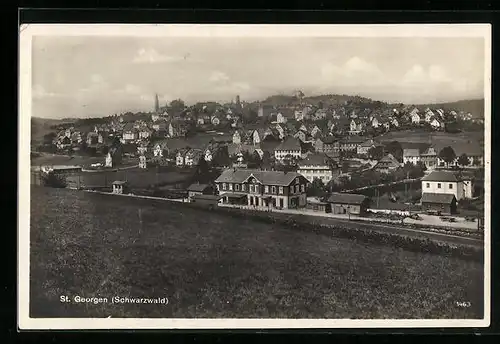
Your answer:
[154,93,160,113]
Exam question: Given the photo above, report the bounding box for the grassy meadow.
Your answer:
[30,187,484,319]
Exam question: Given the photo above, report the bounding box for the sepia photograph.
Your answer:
[18,24,491,329]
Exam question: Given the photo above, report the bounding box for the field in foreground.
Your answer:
[30,187,484,319]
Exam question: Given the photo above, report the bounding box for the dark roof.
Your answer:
[187,183,212,192]
[327,192,368,205]
[215,169,305,186]
[421,170,459,182]
[342,136,366,144]
[420,193,456,204]
[298,153,332,167]
[275,137,301,151]
[191,194,222,201]
[369,200,419,211]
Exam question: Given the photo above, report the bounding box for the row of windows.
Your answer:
[220,183,305,194]
[425,182,453,189]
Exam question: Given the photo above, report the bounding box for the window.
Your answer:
[272,186,276,193]
[295,177,299,183]
[265,186,269,193]
[279,187,284,194]
[222,183,227,190]
[426,183,430,188]
[235,184,240,191]
[229,184,233,191]
[437,183,441,189]
[249,185,254,192]
[449,183,453,189]
[301,185,305,192]
[295,185,299,193]
[242,184,246,192]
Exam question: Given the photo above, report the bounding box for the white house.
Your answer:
[153,140,168,157]
[139,155,147,169]
[421,170,473,200]
[402,148,421,165]
[430,117,443,130]
[274,137,302,162]
[424,109,435,123]
[276,112,287,124]
[297,153,340,184]
[294,109,304,121]
[411,112,421,124]
[232,130,242,144]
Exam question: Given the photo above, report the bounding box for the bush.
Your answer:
[41,172,67,188]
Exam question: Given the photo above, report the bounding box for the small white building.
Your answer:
[274,137,302,162]
[297,153,340,184]
[421,170,474,200]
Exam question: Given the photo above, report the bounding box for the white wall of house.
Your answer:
[176,154,185,166]
[421,180,473,200]
[274,149,301,161]
[403,156,420,165]
[297,165,335,183]
[276,113,287,123]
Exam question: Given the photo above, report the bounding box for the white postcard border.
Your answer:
[18,23,492,330]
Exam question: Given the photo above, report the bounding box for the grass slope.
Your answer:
[30,187,484,319]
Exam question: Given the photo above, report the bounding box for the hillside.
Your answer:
[30,187,483,318]
[416,99,484,118]
[31,117,75,143]
[262,93,386,108]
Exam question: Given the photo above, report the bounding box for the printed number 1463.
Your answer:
[455,301,471,307]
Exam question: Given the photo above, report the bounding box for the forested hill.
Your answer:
[261,93,386,108]
[416,99,484,118]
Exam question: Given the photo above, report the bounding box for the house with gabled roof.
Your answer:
[274,137,302,162]
[424,109,436,123]
[215,169,309,209]
[421,170,473,200]
[297,153,340,183]
[357,138,380,156]
[373,153,401,173]
[326,193,370,216]
[429,116,444,130]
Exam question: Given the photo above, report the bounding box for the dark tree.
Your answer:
[457,153,470,167]
[41,172,67,188]
[341,161,350,173]
[307,178,326,198]
[43,132,57,145]
[438,146,457,167]
[385,141,403,163]
[193,156,210,184]
[368,145,385,160]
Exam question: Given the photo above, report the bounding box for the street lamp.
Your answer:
[347,205,351,221]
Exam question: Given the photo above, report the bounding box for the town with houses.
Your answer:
[32,91,485,230]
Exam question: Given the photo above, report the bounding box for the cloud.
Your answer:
[132,48,184,64]
[32,84,63,99]
[403,64,453,85]
[209,70,230,83]
[321,56,385,87]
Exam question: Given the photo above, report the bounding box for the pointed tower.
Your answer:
[154,93,160,113]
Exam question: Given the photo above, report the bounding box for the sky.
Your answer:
[31,36,486,118]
